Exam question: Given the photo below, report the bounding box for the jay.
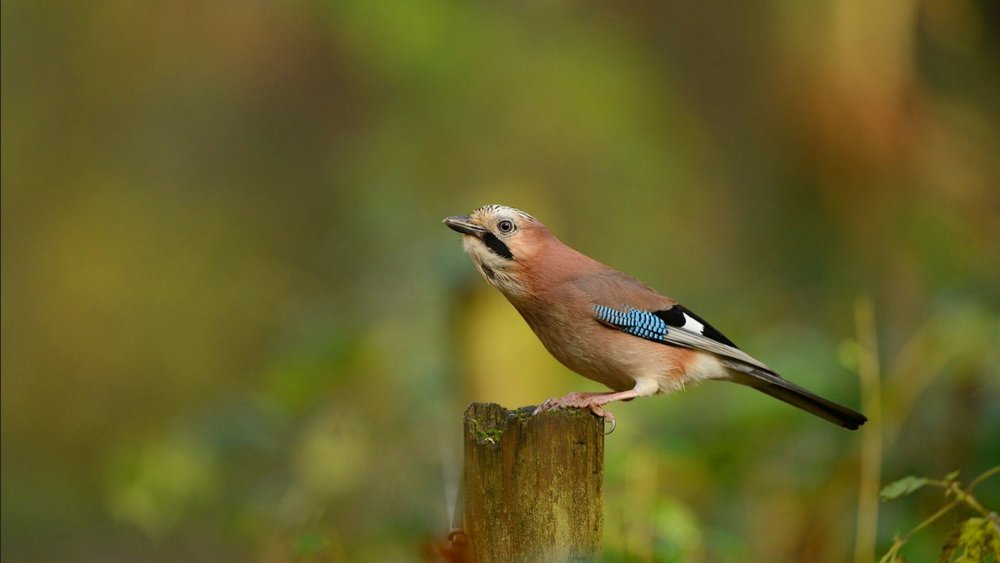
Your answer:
[444,204,867,431]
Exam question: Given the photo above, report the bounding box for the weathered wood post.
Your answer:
[463,402,604,562]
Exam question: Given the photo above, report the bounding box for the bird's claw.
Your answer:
[602,413,616,434]
[532,396,564,415]
[534,395,616,434]
[589,404,616,434]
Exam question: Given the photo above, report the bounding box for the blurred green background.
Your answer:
[2,1,999,561]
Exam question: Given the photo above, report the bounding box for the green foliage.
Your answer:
[880,476,931,502]
[3,1,1000,562]
[880,471,961,501]
[879,467,1000,563]
[940,518,1000,563]
[293,529,336,561]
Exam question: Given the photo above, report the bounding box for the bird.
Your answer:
[443,204,867,431]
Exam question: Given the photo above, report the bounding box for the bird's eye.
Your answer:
[497,219,515,234]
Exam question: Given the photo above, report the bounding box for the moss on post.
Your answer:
[463,402,604,562]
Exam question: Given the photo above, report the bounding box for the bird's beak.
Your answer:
[443,215,488,236]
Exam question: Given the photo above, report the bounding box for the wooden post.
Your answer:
[463,402,604,562]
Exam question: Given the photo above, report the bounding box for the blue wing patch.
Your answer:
[593,305,668,342]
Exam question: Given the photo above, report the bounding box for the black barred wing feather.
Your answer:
[592,305,669,341]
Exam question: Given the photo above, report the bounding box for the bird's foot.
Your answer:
[534,392,617,434]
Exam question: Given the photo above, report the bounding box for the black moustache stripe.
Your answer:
[482,233,514,260]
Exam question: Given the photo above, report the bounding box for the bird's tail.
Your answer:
[719,360,868,430]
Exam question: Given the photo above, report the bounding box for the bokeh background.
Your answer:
[3,1,999,561]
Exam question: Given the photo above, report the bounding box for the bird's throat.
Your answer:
[480,263,498,282]
[473,258,527,298]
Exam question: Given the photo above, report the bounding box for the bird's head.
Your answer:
[443,204,551,297]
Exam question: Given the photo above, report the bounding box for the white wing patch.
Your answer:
[681,313,705,335]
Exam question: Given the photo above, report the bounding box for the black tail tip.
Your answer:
[840,414,868,431]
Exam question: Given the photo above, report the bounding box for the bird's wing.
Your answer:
[573,273,866,429]
[592,304,774,373]
[572,270,775,373]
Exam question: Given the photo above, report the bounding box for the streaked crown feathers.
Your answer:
[469,204,538,225]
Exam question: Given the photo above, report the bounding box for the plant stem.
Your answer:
[967,465,1000,493]
[878,466,1000,561]
[854,297,882,563]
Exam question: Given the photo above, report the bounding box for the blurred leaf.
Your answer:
[837,339,861,371]
[652,497,703,563]
[880,476,930,502]
[106,435,219,539]
[294,530,328,558]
